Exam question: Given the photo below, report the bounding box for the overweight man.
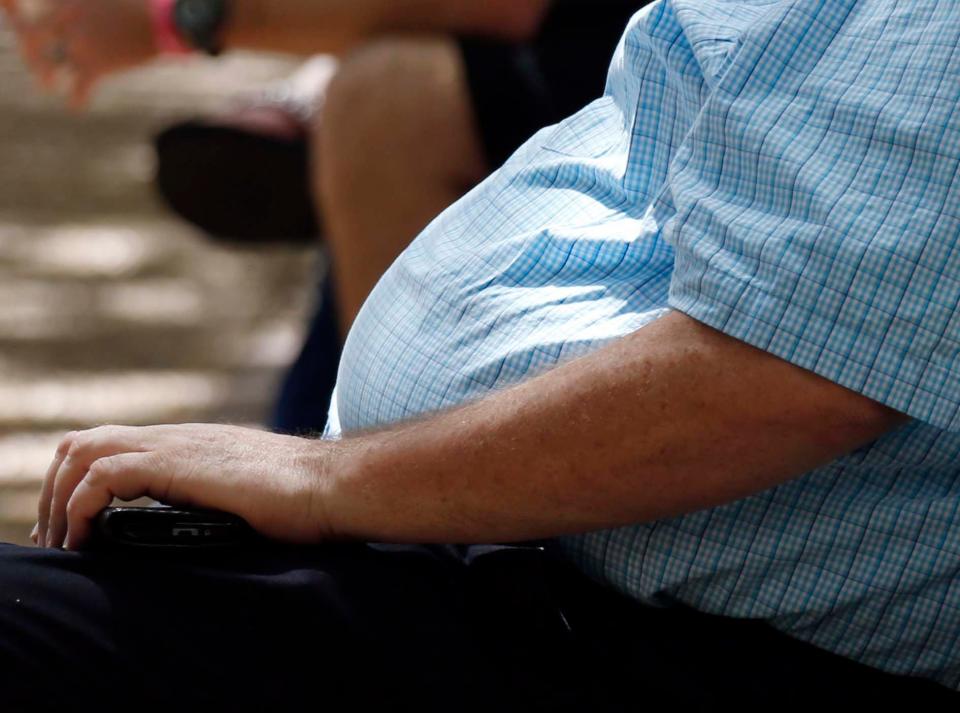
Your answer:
[3,1,960,710]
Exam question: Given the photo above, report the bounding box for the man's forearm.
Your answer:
[318,312,906,544]
[225,0,551,55]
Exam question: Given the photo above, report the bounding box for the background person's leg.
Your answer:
[316,4,647,334]
[316,37,489,333]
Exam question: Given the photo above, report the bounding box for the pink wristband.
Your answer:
[148,0,192,55]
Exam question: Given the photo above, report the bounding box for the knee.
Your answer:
[313,36,480,187]
[324,38,430,112]
[316,37,444,163]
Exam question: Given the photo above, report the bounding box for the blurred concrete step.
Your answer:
[0,485,39,544]
[0,219,315,284]
[0,430,62,487]
[0,320,305,372]
[0,369,280,430]
[0,521,32,547]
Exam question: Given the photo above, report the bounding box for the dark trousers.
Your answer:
[0,542,955,712]
[270,273,341,435]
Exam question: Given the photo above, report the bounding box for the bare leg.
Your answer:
[314,37,488,332]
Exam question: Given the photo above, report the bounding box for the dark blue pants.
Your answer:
[0,541,955,712]
[270,273,341,435]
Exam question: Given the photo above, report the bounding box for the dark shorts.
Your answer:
[0,541,955,711]
[461,1,645,168]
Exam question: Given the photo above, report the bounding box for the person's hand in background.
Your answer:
[0,0,158,108]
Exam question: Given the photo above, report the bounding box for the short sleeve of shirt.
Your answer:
[666,0,960,431]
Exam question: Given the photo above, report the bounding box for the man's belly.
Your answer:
[333,211,674,434]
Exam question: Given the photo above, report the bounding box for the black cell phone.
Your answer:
[93,507,257,552]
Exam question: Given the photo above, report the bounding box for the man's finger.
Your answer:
[37,432,74,547]
[63,453,167,551]
[44,426,146,548]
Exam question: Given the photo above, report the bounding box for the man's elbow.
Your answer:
[826,395,908,451]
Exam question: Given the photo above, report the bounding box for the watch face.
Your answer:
[178,0,220,27]
[174,0,227,54]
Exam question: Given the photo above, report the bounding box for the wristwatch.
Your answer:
[172,0,229,56]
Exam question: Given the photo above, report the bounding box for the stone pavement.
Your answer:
[0,29,316,544]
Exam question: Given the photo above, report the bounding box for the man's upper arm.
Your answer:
[661,2,960,436]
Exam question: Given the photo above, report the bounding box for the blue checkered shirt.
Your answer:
[327,0,960,688]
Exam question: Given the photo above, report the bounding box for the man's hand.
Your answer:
[1,0,157,108]
[35,424,334,550]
